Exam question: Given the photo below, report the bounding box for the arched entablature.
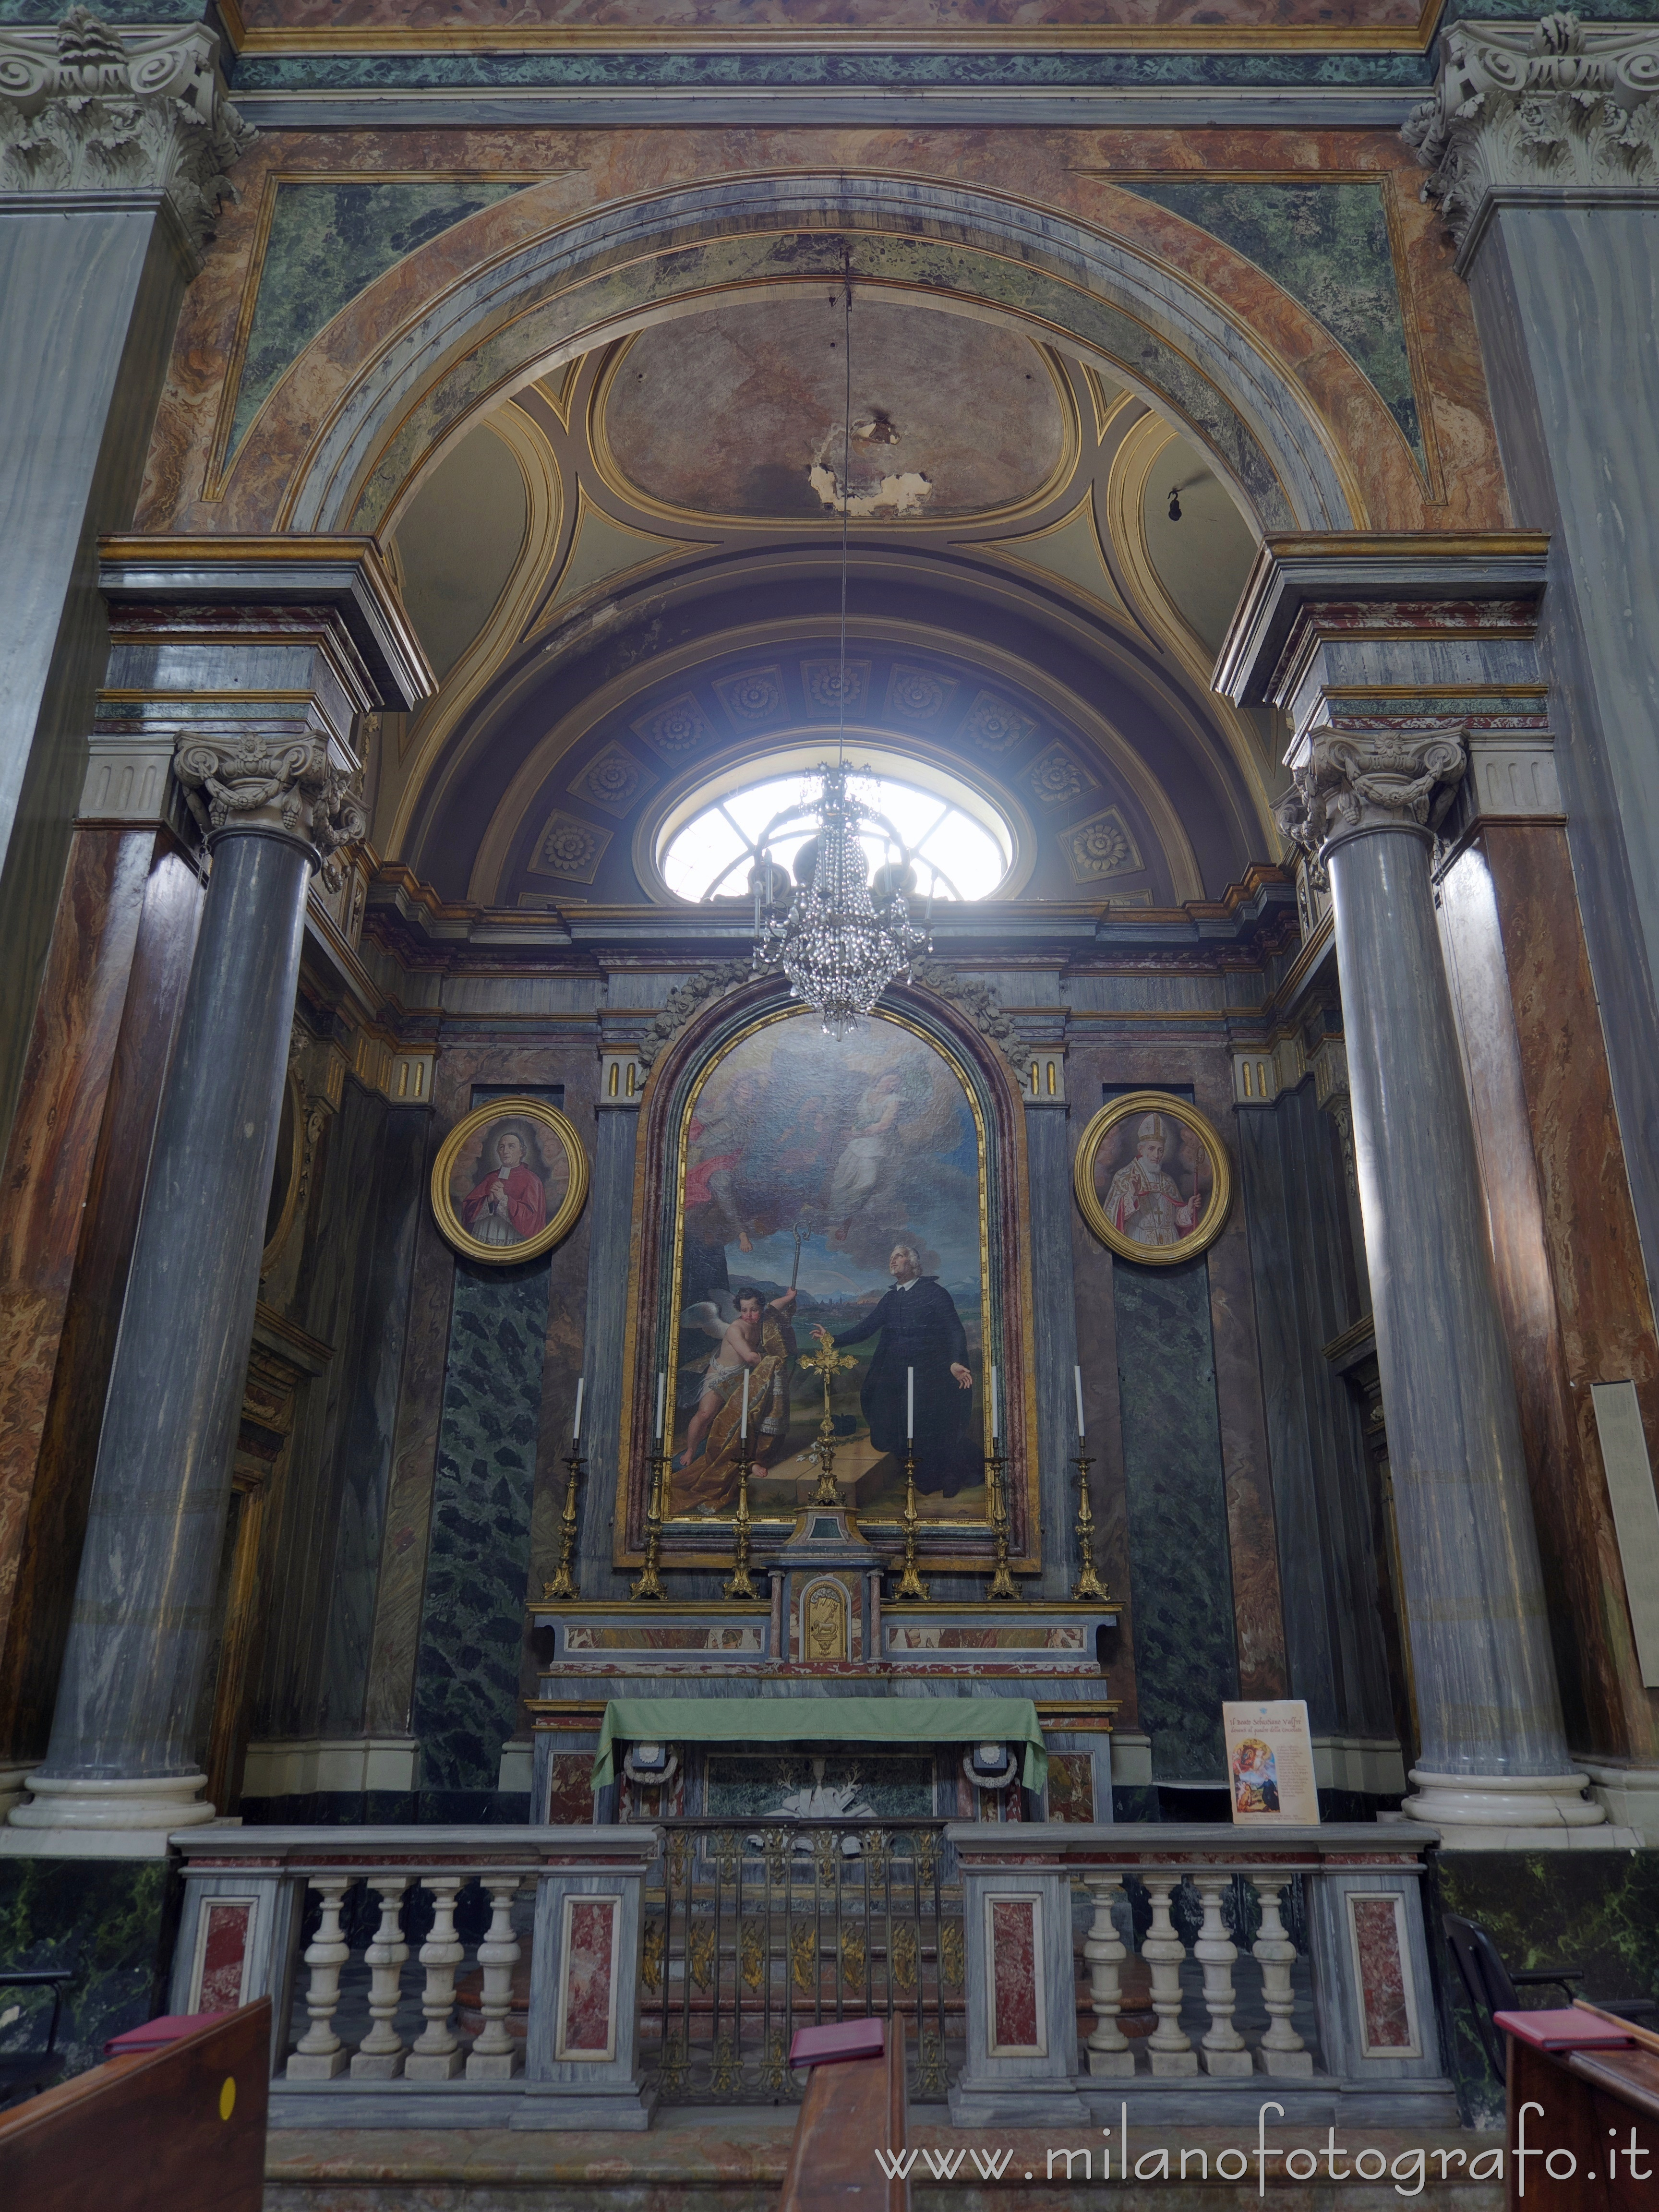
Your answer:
[616,963,1040,1578]
[251,173,1363,542]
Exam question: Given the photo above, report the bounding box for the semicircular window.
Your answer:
[659,759,1013,903]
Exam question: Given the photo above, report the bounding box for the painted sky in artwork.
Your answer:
[676,1011,983,1317]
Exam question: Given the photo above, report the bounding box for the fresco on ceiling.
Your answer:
[227,180,525,463]
[1119,180,1426,468]
[666,1010,988,1527]
[601,296,1068,520]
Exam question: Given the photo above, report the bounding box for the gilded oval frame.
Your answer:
[431,1095,590,1265]
[1073,1089,1231,1266]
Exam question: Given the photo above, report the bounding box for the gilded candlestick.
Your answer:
[723,1443,759,1601]
[543,1451,584,1601]
[890,1443,929,1602]
[802,1330,857,1508]
[631,1449,668,1600]
[984,1448,1020,1601]
[1070,1452,1110,1602]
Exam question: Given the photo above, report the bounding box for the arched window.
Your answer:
[659,758,1013,903]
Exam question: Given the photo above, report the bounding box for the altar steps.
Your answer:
[264,2110,1505,2211]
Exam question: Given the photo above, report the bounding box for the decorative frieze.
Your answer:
[1405,12,1659,250]
[1275,724,1468,865]
[0,8,253,254]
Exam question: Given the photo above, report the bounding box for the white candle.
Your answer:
[906,1367,914,1439]
[655,1370,666,1440]
[741,1369,750,1440]
[990,1364,999,1443]
[1075,1364,1086,1440]
[573,1376,584,1443]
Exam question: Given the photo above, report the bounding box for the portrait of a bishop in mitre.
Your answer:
[1101,1110,1206,1250]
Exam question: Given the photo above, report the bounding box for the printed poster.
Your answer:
[1223,1700,1320,1826]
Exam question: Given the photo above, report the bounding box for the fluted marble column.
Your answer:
[1220,537,1620,1844]
[4,545,429,1848]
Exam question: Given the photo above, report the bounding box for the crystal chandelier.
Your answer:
[750,260,929,1036]
[753,765,928,1038]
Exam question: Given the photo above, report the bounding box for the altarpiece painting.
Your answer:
[661,1010,994,1528]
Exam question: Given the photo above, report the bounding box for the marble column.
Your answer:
[5,546,429,1849]
[1219,539,1621,1845]
[1406,12,1659,1349]
[0,12,250,1149]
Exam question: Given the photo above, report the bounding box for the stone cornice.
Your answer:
[1405,12,1659,257]
[0,9,253,260]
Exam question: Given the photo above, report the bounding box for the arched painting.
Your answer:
[666,1010,990,1526]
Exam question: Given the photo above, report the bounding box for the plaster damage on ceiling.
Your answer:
[601,295,1068,521]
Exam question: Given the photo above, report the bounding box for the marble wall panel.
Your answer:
[136,126,1505,545]
[0,1859,174,2085]
[0,829,201,1768]
[237,0,1435,30]
[1234,1082,1396,1746]
[1441,826,1659,1764]
[1024,1105,1087,1604]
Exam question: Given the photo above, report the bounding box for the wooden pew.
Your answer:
[779,2016,909,2212]
[1506,2032,1659,2209]
[0,2001,269,2211]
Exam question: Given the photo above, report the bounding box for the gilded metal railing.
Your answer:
[641,1817,961,2104]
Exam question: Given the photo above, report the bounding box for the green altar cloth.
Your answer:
[591,1696,1047,1791]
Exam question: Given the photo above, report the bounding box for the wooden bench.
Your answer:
[0,2000,269,2211]
[779,2016,909,2212]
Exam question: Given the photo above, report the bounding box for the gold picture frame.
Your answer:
[1073,1089,1231,1265]
[431,1095,589,1264]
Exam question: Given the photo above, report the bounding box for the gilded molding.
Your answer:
[1275,722,1467,860]
[0,9,253,254]
[173,732,366,887]
[1405,12,1659,248]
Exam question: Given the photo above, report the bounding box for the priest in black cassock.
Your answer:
[815,1240,977,1496]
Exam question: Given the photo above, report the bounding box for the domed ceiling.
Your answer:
[377,290,1281,922]
[598,297,1071,523]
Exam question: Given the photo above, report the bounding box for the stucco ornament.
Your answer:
[1274,724,1467,863]
[172,733,366,889]
[0,8,253,253]
[1405,12,1659,245]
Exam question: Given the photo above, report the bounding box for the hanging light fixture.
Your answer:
[752,256,929,1037]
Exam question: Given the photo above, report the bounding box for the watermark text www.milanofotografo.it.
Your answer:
[870,2101,1658,2196]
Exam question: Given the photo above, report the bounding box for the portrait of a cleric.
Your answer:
[813,1241,976,1495]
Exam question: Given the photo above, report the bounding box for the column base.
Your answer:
[3,1770,216,1854]
[1403,1768,1638,1850]
[1579,1762,1659,1848]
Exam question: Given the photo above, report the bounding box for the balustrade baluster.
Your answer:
[1141,1876,1197,2076]
[1252,1885,1313,2076]
[287,1876,353,2078]
[1192,1874,1252,2076]
[350,1874,411,2078]
[1082,1877,1134,2077]
[467,1876,523,2080]
[405,1876,466,2079]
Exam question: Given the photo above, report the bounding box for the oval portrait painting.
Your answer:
[431,1096,589,1264]
[1073,1090,1231,1265]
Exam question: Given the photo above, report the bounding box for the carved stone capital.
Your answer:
[1405,12,1659,249]
[1276,722,1468,863]
[172,732,366,888]
[0,8,254,255]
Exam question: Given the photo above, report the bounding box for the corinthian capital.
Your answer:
[173,733,366,888]
[0,8,254,254]
[1276,724,1467,863]
[1405,12,1659,248]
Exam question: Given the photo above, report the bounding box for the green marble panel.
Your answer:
[1115,1252,1239,1780]
[704,1755,936,1821]
[229,180,524,462]
[1121,179,1425,466]
[0,1858,174,2081]
[1430,1849,1659,2130]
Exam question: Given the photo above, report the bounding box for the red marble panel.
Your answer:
[559,1894,619,2057]
[1045,1750,1095,1822]
[197,1902,252,2012]
[1349,1893,1412,2052]
[988,1895,1041,2052]
[545,1750,597,1824]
